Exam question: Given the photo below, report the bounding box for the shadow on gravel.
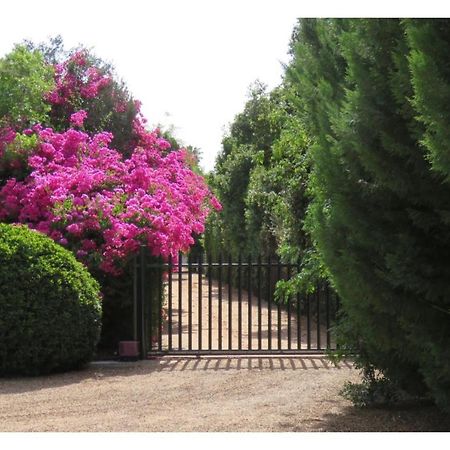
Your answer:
[0,356,352,395]
[279,404,450,432]
[0,360,161,395]
[156,356,353,372]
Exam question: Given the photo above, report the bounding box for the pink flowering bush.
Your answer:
[43,48,141,156]
[0,43,221,274]
[0,40,220,349]
[0,123,220,274]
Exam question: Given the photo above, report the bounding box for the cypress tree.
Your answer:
[407,19,450,178]
[290,18,450,410]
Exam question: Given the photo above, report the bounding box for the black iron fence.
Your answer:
[133,247,338,358]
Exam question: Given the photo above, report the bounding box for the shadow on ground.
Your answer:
[0,359,160,395]
[279,403,450,432]
[156,356,352,372]
[0,356,350,395]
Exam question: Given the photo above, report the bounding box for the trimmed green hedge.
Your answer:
[0,224,102,375]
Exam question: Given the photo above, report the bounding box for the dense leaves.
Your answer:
[407,19,450,179]
[206,83,311,266]
[209,18,450,413]
[0,223,101,375]
[0,45,54,128]
[288,18,450,411]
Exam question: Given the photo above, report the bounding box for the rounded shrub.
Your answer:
[0,223,102,375]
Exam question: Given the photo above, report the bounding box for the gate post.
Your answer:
[134,246,165,359]
[137,245,148,359]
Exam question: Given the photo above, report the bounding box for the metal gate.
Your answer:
[133,247,338,358]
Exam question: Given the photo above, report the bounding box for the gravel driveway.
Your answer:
[1,357,448,432]
[2,267,448,432]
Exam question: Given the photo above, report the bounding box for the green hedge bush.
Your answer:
[0,224,102,375]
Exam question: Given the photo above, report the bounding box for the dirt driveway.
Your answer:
[2,267,448,432]
[1,357,448,432]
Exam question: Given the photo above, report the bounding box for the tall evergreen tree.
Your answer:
[407,19,450,179]
[290,18,450,410]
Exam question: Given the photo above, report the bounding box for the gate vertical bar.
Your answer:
[307,293,311,349]
[133,254,138,342]
[188,253,192,350]
[198,253,203,351]
[139,246,148,358]
[238,254,242,351]
[257,255,262,350]
[218,253,223,350]
[148,252,154,354]
[208,254,212,350]
[287,263,292,350]
[277,256,282,350]
[296,258,301,350]
[247,254,252,350]
[134,254,143,358]
[267,255,272,351]
[158,259,163,352]
[336,293,340,350]
[326,284,331,349]
[168,255,173,351]
[178,252,183,350]
[316,283,321,350]
[228,253,233,350]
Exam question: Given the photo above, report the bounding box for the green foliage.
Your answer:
[406,19,450,179]
[207,82,313,264]
[338,352,431,409]
[94,254,166,353]
[0,132,39,182]
[208,81,278,257]
[205,79,322,317]
[209,143,254,256]
[0,223,102,375]
[94,262,134,350]
[0,45,54,127]
[340,377,420,409]
[289,18,450,412]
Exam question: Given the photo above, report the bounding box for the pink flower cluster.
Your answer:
[0,127,16,157]
[45,50,111,106]
[0,125,220,274]
[70,110,88,127]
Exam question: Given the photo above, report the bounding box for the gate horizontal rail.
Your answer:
[146,349,331,357]
[134,248,338,358]
[144,262,304,268]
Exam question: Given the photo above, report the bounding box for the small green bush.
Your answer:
[0,224,102,375]
[340,369,427,409]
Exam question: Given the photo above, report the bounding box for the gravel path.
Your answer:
[1,357,448,432]
[2,269,448,432]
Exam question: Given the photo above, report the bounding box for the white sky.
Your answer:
[1,0,448,172]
